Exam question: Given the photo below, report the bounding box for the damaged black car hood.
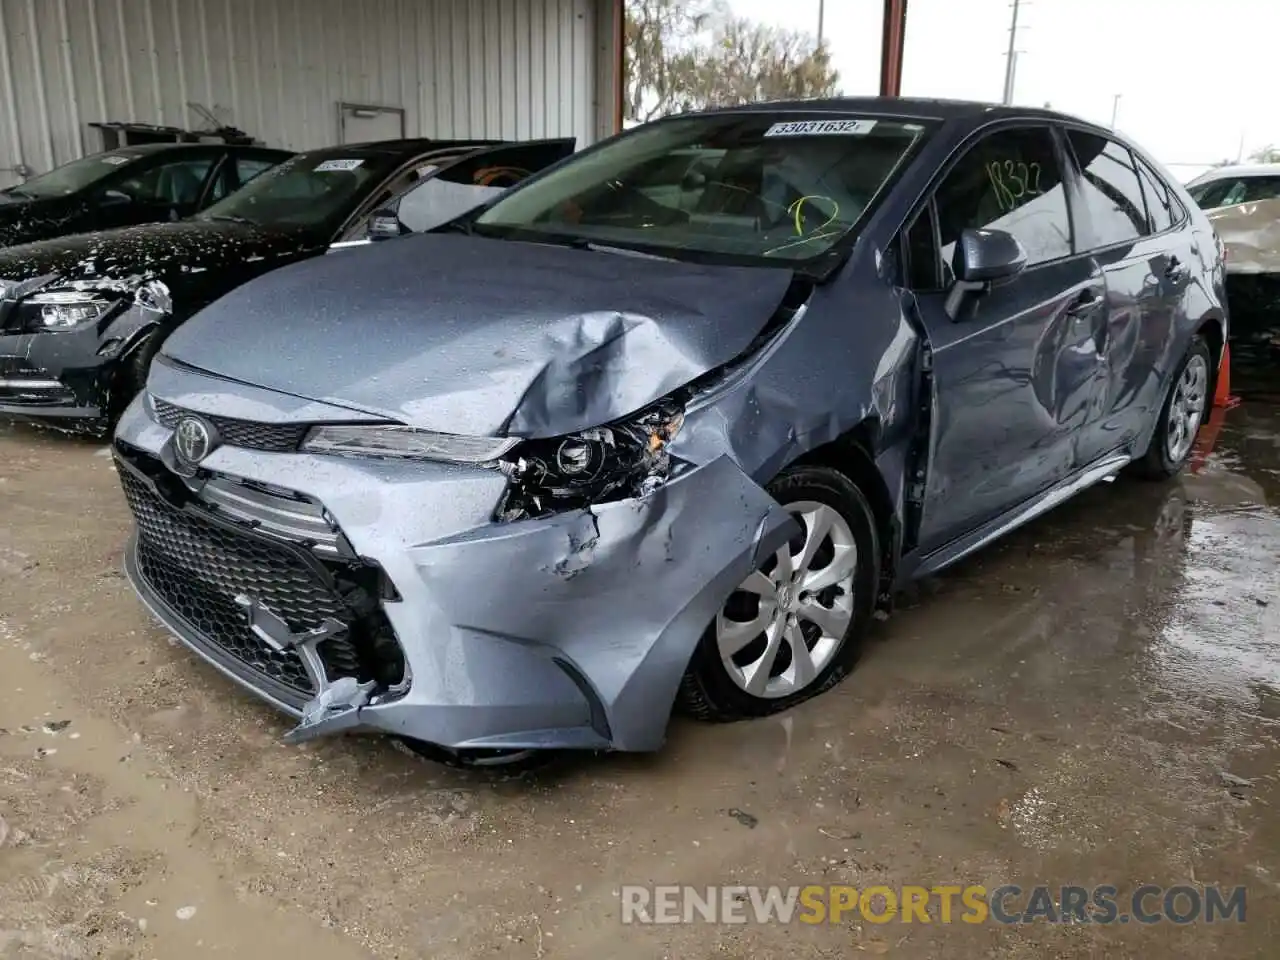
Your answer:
[0,219,321,294]
[162,232,796,438]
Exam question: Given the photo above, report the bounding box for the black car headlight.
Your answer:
[19,290,121,330]
[495,398,686,522]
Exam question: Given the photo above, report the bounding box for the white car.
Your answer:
[1186,162,1280,210]
[1202,194,1280,362]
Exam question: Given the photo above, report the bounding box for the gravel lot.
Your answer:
[2,402,1277,959]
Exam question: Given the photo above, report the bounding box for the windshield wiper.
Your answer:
[2,187,33,200]
[203,214,256,225]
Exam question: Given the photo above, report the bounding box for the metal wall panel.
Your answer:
[0,0,611,187]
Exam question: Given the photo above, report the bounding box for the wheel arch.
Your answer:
[1193,312,1225,392]
[786,419,900,605]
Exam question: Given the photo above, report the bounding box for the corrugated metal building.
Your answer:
[0,0,622,188]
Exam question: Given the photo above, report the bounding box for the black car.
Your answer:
[0,143,293,248]
[0,136,575,429]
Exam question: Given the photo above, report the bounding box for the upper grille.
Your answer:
[199,475,343,557]
[150,396,309,453]
[119,466,365,699]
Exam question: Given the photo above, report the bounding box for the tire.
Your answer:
[1130,335,1213,481]
[677,464,881,723]
[107,329,166,426]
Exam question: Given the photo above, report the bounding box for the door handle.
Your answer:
[1066,290,1105,317]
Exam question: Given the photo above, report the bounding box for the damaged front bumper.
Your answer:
[0,324,144,424]
[113,388,796,754]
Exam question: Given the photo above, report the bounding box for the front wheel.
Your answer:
[106,329,167,426]
[1131,335,1212,480]
[677,464,880,722]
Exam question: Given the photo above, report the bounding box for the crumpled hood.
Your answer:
[0,219,317,289]
[1207,197,1280,275]
[162,232,795,437]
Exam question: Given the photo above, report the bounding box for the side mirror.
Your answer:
[368,209,407,241]
[944,228,1028,319]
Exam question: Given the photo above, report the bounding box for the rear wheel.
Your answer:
[678,464,880,722]
[1131,335,1212,480]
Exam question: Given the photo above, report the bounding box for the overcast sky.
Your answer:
[727,0,1279,181]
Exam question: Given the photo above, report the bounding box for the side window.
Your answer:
[115,157,215,206]
[236,156,279,188]
[903,206,941,289]
[1066,131,1149,246]
[395,172,507,233]
[933,126,1073,268]
[1134,156,1174,233]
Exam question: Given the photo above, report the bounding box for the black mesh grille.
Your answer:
[120,466,365,698]
[151,397,309,453]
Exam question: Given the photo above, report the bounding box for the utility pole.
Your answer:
[1002,0,1021,104]
[817,0,825,46]
[1110,94,1121,128]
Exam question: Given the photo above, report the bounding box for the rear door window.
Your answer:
[1066,131,1150,247]
[932,125,1074,268]
[1134,156,1175,233]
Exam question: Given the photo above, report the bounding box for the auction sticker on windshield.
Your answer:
[764,119,878,137]
[314,158,365,172]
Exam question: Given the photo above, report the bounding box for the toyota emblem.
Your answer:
[174,416,215,464]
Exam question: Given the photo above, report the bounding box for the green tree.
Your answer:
[625,0,839,123]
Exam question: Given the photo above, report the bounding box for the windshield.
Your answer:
[2,151,139,199]
[198,152,397,229]
[473,114,928,263]
[1188,175,1280,209]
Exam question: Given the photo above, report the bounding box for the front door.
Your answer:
[92,153,222,229]
[902,124,1100,553]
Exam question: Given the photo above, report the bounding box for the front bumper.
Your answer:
[0,327,122,423]
[113,386,795,754]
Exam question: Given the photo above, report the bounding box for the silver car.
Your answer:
[113,100,1227,765]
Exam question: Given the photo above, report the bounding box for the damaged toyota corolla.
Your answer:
[111,99,1227,766]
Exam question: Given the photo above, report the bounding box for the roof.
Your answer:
[693,96,1097,127]
[296,137,504,160]
[1188,162,1280,182]
[111,141,290,157]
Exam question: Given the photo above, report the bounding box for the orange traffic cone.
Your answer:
[1214,343,1235,409]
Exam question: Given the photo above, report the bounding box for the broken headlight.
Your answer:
[20,290,121,329]
[495,399,686,522]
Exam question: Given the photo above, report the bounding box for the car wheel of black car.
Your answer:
[678,465,880,722]
[108,330,167,425]
[1131,334,1213,481]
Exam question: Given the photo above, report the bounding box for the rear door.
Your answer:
[335,139,577,243]
[902,123,1105,553]
[1062,129,1193,466]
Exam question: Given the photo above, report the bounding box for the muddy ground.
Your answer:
[1,402,1277,959]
